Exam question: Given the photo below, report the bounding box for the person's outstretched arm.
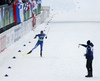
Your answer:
[79,44,87,48]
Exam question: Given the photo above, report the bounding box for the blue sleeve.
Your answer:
[34,34,39,38]
[43,34,47,37]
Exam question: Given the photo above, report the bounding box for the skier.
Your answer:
[79,40,94,77]
[27,31,47,57]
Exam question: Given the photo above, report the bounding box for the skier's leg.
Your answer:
[27,41,39,54]
[40,42,43,57]
[31,42,40,51]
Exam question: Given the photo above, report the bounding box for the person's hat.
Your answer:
[41,31,43,33]
[87,40,90,45]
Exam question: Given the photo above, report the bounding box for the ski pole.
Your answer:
[46,26,50,36]
[32,29,36,37]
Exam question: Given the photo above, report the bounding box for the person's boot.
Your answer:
[85,74,89,77]
[40,52,42,57]
[85,71,93,77]
[90,71,93,77]
[85,71,90,77]
[85,75,90,77]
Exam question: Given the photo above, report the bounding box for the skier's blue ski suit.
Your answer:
[31,34,47,53]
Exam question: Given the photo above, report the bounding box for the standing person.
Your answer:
[27,31,47,57]
[31,0,37,19]
[79,40,94,77]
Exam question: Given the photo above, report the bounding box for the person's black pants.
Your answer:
[86,60,93,76]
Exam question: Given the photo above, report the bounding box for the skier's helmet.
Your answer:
[41,31,43,34]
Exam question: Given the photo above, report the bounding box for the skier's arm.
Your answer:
[34,35,38,39]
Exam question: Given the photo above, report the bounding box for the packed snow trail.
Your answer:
[0,12,100,81]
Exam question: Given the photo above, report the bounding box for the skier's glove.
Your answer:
[45,36,47,39]
[34,37,36,39]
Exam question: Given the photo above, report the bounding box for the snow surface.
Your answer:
[1,0,100,81]
[42,0,100,21]
[42,0,100,12]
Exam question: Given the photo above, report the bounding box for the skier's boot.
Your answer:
[40,52,42,57]
[27,50,32,54]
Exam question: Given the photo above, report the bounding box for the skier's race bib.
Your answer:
[38,38,43,41]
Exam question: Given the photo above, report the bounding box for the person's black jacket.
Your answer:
[81,43,94,60]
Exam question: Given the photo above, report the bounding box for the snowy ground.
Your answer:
[42,0,100,12]
[1,0,100,80]
[0,11,100,81]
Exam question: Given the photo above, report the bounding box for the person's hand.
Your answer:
[84,54,86,56]
[34,37,36,39]
[78,44,81,48]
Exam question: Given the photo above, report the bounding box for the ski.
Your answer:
[22,53,32,56]
[22,54,28,56]
[22,51,32,56]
